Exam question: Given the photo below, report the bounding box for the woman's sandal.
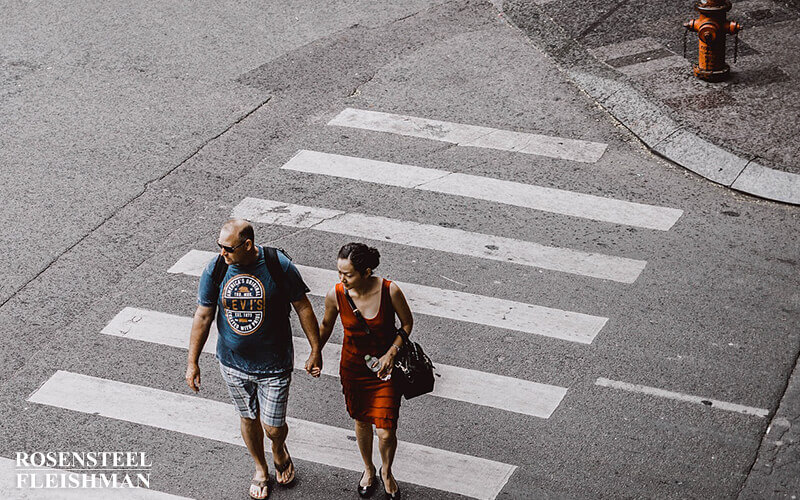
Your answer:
[379,467,401,499]
[358,468,377,497]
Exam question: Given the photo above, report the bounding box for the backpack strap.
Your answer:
[210,254,228,290]
[263,246,288,298]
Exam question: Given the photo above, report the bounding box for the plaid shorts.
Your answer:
[218,363,291,427]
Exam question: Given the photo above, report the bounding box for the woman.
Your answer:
[320,242,413,499]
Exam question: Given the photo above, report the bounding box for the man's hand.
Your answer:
[187,305,214,393]
[186,363,201,392]
[292,294,323,378]
[304,350,322,377]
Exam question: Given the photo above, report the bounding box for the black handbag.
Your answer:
[391,328,435,399]
[344,288,435,399]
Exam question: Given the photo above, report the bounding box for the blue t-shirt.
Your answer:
[197,246,310,375]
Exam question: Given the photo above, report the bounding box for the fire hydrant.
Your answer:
[684,0,742,81]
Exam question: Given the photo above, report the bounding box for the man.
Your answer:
[185,219,322,500]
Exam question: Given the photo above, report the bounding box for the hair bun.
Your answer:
[338,242,380,274]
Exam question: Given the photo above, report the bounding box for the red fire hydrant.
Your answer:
[684,0,742,81]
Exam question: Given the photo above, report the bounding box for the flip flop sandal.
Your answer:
[274,449,295,486]
[249,478,269,499]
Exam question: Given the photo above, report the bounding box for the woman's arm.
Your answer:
[319,286,340,348]
[377,282,414,378]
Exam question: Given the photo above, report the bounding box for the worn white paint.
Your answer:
[587,37,666,61]
[327,108,608,163]
[169,250,608,344]
[617,56,688,77]
[595,377,769,417]
[231,198,647,283]
[102,307,568,418]
[281,150,683,230]
[29,371,516,500]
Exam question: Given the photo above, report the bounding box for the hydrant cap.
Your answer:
[699,25,717,43]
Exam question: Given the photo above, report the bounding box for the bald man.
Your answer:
[186,219,322,500]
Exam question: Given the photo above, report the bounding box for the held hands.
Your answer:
[185,363,201,392]
[305,350,322,377]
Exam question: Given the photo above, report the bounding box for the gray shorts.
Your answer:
[218,363,291,427]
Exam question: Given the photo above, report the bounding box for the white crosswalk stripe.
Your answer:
[169,250,608,344]
[231,197,647,283]
[29,371,517,500]
[328,108,608,163]
[595,378,769,417]
[101,307,568,418]
[0,458,192,499]
[281,150,683,230]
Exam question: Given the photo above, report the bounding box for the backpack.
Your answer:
[211,246,291,312]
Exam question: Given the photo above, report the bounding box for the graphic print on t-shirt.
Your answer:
[222,274,265,335]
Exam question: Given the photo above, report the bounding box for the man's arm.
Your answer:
[292,294,322,377]
[185,305,215,392]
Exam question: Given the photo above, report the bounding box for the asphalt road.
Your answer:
[1,0,798,499]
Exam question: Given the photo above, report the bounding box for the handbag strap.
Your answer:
[343,288,372,335]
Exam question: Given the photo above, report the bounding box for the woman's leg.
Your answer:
[376,427,398,494]
[354,419,376,486]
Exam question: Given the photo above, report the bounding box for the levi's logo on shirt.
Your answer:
[222,274,265,335]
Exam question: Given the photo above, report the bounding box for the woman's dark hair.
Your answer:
[338,242,380,275]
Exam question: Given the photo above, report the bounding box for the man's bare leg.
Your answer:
[264,423,294,485]
[241,416,269,498]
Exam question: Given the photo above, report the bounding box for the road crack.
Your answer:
[0,95,273,311]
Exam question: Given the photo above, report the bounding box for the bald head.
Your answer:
[218,219,257,265]
[221,218,255,244]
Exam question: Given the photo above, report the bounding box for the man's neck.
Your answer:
[237,245,260,267]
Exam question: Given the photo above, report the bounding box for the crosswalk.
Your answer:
[281,149,683,230]
[101,307,567,418]
[20,107,697,499]
[231,197,647,283]
[29,372,515,500]
[328,108,609,163]
[169,250,608,344]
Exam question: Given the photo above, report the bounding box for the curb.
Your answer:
[498,0,800,206]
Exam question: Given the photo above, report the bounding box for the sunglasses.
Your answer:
[217,240,247,253]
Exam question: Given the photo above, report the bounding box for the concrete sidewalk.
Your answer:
[499,0,800,205]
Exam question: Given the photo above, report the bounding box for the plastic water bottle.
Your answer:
[365,354,391,381]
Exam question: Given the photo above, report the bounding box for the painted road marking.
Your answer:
[587,37,665,61]
[281,150,683,230]
[0,457,192,499]
[595,378,769,418]
[231,198,647,283]
[327,108,608,163]
[102,307,568,418]
[169,250,608,344]
[587,38,686,77]
[29,371,516,500]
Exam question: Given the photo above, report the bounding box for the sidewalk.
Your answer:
[499,0,800,205]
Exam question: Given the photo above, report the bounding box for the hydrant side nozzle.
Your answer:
[684,20,697,31]
[727,21,742,34]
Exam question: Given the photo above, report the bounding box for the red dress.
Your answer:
[336,279,401,429]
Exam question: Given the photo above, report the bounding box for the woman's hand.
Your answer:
[377,350,397,379]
